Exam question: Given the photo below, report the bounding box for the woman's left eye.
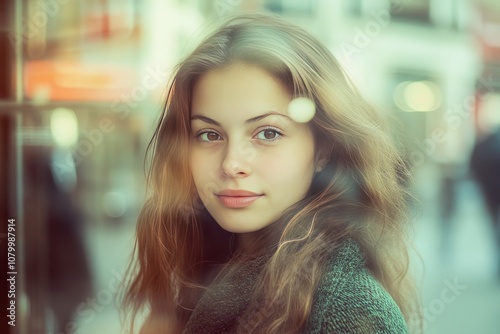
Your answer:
[255,128,283,141]
[197,131,222,142]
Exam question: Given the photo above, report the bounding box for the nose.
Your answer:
[220,140,253,178]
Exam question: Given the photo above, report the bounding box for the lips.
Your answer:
[215,189,263,208]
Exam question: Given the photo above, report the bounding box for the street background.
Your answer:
[1,0,500,333]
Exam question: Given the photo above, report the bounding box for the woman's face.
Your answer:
[190,62,317,235]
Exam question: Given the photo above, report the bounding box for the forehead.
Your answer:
[191,62,292,118]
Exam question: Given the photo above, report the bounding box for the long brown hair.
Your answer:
[122,13,419,333]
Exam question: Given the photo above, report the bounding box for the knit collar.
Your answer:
[182,239,364,334]
[183,256,267,334]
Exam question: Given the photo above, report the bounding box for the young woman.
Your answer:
[123,13,419,334]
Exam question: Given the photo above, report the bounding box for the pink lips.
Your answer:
[216,189,263,208]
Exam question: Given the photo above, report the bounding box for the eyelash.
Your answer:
[195,130,222,142]
[254,126,283,142]
[195,127,284,143]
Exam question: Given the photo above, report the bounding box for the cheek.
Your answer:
[189,150,206,184]
[260,148,315,182]
[190,149,220,198]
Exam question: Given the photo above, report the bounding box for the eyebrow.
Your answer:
[190,112,291,126]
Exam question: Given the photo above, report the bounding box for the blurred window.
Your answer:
[389,0,431,24]
[346,0,362,16]
[264,0,315,16]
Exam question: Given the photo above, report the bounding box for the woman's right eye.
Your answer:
[196,131,222,142]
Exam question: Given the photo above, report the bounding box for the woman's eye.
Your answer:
[197,131,222,142]
[255,128,282,141]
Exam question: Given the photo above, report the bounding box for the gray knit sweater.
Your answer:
[183,239,409,333]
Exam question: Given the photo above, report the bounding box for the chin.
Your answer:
[217,223,254,234]
[214,220,264,234]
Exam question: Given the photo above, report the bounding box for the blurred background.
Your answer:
[1,0,500,333]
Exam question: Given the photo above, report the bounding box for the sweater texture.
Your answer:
[183,239,409,333]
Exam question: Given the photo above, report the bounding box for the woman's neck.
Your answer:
[237,232,258,253]
[235,226,278,258]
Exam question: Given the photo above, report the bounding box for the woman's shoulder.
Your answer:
[304,239,409,334]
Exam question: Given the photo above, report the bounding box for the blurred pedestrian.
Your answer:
[470,93,500,277]
[24,143,93,333]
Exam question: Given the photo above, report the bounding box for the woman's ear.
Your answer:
[315,141,330,173]
[315,158,327,172]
